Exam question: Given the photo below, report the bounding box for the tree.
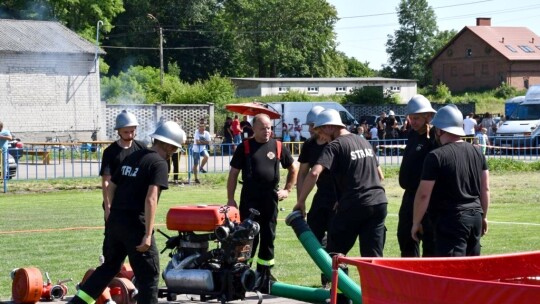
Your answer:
[222,0,340,77]
[385,0,437,86]
[0,0,124,41]
[340,53,375,77]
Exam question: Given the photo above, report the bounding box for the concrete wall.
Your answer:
[0,53,102,142]
[233,79,417,103]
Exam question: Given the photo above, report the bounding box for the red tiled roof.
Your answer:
[429,26,540,66]
[467,26,540,60]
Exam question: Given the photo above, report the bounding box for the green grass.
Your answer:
[1,171,540,300]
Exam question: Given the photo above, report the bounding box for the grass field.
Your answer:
[1,170,540,300]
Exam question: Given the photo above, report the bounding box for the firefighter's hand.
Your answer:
[277,189,289,201]
[411,222,423,242]
[227,199,238,208]
[136,235,152,252]
[292,202,306,218]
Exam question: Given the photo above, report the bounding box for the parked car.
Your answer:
[8,134,24,163]
[1,153,17,179]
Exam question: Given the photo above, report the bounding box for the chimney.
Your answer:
[476,17,491,26]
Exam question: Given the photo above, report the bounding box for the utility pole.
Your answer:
[147,14,164,86]
[159,26,164,86]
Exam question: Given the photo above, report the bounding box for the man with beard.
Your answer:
[397,95,438,257]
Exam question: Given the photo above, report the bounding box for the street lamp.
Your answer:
[147,14,164,86]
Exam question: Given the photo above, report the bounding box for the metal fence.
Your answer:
[3,137,540,193]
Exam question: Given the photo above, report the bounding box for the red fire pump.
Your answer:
[158,205,260,304]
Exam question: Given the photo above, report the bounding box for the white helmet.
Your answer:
[115,110,139,130]
[314,109,345,128]
[432,105,465,136]
[306,106,325,125]
[407,95,436,115]
[388,110,395,116]
[150,121,186,148]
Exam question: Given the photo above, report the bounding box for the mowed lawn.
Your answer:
[1,171,540,300]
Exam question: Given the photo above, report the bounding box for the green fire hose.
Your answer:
[270,282,330,303]
[284,211,362,304]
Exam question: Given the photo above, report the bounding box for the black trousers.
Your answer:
[240,186,278,265]
[167,152,180,181]
[307,192,336,245]
[397,190,435,257]
[432,209,483,256]
[79,210,160,304]
[327,203,387,257]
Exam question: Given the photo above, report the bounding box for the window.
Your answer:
[335,86,347,93]
[307,86,319,93]
[466,48,472,57]
[389,86,400,92]
[518,45,535,53]
[278,87,290,93]
[505,45,518,53]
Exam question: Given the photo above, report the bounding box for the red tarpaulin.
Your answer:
[332,251,540,304]
[225,102,281,119]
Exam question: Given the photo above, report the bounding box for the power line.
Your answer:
[101,45,215,50]
[338,0,494,19]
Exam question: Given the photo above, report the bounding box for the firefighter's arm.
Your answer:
[106,182,117,221]
[277,162,298,201]
[227,167,241,208]
[296,162,311,200]
[101,175,111,221]
[294,164,322,217]
[137,185,159,252]
[411,179,435,242]
[480,169,490,236]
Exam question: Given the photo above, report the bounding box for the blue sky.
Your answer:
[328,0,540,69]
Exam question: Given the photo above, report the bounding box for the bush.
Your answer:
[279,90,311,101]
[494,82,517,99]
[343,86,385,105]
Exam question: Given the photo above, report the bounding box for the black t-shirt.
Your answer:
[298,137,336,199]
[317,134,387,209]
[230,138,294,187]
[110,149,169,213]
[399,128,438,191]
[240,121,254,138]
[223,122,232,140]
[421,141,488,213]
[100,140,147,176]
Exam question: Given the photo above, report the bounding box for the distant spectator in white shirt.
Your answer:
[463,113,477,136]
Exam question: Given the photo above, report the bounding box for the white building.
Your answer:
[230,77,417,103]
[0,19,104,142]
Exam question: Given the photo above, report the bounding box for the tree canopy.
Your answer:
[385,0,437,85]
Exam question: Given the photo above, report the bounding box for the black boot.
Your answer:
[321,273,330,289]
[255,265,274,294]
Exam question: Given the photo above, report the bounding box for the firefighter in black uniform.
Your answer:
[412,105,490,256]
[227,113,298,293]
[397,95,438,257]
[99,110,146,260]
[70,122,186,304]
[295,108,388,258]
[297,106,337,287]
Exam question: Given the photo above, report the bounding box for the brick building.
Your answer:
[0,19,104,142]
[429,18,540,92]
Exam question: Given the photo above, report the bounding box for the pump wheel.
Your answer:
[109,277,137,304]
